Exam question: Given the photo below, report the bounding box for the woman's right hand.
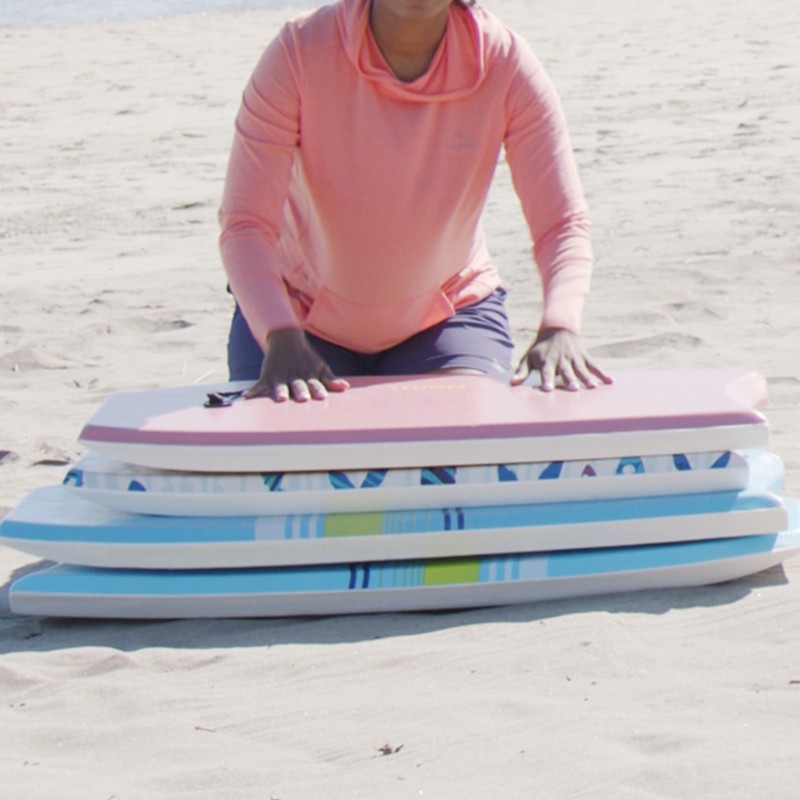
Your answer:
[245,327,350,402]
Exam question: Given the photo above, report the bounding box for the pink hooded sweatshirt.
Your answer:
[220,0,593,354]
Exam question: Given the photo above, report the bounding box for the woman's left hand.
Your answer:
[511,327,613,392]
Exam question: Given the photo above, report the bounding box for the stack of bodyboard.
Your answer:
[1,368,798,618]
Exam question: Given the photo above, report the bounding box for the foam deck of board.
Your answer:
[0,484,788,569]
[10,528,800,619]
[61,449,785,517]
[77,371,769,472]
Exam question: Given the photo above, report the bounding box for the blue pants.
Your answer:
[227,288,515,381]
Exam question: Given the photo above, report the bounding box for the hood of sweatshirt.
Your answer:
[337,0,493,103]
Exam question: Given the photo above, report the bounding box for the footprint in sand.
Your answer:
[592,332,703,358]
[0,346,83,372]
[663,301,723,322]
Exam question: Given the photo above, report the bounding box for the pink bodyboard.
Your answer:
[78,370,769,472]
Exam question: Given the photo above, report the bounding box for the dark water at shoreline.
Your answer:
[0,0,306,28]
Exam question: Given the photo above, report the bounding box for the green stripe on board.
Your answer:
[424,559,481,586]
[323,512,384,538]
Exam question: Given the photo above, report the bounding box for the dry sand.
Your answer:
[1,1,799,797]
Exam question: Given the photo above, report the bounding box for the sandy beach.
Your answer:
[2,0,799,796]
